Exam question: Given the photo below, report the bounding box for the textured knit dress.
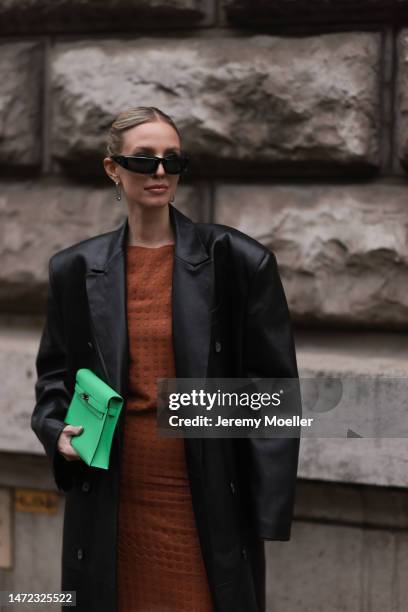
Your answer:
[116,243,214,612]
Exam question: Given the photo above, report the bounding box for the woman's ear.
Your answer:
[102,157,119,182]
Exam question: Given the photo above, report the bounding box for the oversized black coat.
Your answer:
[31,203,301,612]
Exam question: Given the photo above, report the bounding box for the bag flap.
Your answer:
[76,368,123,407]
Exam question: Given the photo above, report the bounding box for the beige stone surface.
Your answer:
[0,180,206,312]
[268,480,408,611]
[396,29,408,172]
[215,182,408,327]
[0,42,43,168]
[0,455,64,611]
[266,519,408,611]
[294,479,408,528]
[49,33,381,176]
[296,330,408,488]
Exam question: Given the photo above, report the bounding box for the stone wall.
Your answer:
[1,2,408,611]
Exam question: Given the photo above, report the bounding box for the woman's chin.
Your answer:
[132,198,172,209]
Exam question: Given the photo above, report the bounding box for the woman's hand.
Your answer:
[57,425,84,461]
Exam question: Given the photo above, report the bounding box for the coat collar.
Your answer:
[89,203,210,272]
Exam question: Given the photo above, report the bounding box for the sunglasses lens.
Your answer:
[164,155,189,174]
[126,157,157,174]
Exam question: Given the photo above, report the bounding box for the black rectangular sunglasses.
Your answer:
[111,153,189,175]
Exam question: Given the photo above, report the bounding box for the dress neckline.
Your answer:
[126,243,175,250]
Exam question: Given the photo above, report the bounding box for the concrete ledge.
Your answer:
[297,330,408,488]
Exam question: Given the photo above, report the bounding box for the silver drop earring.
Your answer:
[115,181,121,202]
[169,196,175,204]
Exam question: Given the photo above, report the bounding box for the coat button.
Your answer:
[241,546,248,561]
[87,340,93,350]
[230,481,236,495]
[77,548,84,560]
[215,340,222,353]
[81,481,91,493]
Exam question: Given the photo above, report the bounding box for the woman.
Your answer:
[31,106,301,612]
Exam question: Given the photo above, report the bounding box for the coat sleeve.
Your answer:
[31,257,75,493]
[242,249,301,541]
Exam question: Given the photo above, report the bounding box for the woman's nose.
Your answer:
[153,160,166,176]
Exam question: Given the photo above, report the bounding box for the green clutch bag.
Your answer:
[64,368,124,470]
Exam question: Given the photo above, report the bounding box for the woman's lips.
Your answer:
[145,186,168,193]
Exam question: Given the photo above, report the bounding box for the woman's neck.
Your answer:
[126,204,175,248]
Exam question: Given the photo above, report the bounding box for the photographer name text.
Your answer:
[168,415,313,429]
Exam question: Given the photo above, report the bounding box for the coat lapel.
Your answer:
[85,203,213,477]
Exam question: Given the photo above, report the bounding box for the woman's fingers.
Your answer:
[63,425,84,436]
[57,425,84,461]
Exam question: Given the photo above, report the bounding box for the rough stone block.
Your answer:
[50,34,381,177]
[0,180,205,312]
[396,29,408,172]
[215,183,408,328]
[0,43,43,170]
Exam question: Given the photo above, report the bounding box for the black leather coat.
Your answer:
[31,203,300,612]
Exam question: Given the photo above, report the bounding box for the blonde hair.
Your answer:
[106,106,182,157]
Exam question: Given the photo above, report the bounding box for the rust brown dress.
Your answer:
[116,243,214,612]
